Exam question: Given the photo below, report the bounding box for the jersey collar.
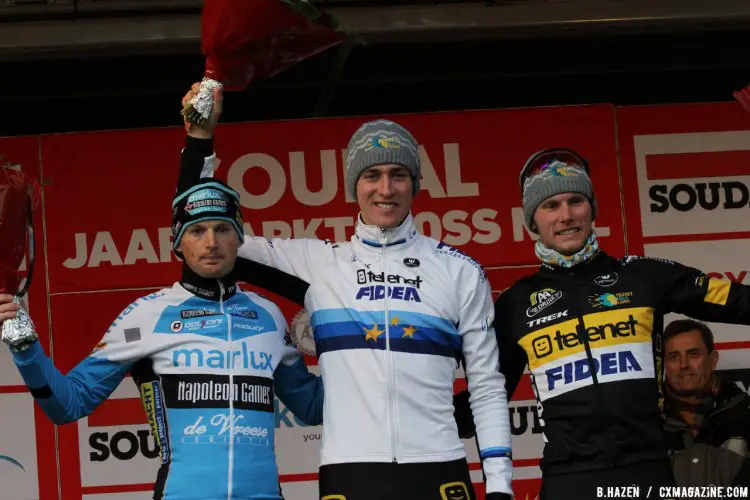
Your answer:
[353,212,420,250]
[539,249,617,274]
[179,263,238,301]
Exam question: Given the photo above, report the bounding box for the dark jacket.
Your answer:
[455,250,750,477]
[664,379,750,487]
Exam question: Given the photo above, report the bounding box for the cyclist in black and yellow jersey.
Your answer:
[455,148,750,500]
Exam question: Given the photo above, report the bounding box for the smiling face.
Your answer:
[533,192,593,255]
[533,335,552,358]
[356,163,413,229]
[440,482,471,500]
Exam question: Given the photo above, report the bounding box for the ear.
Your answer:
[709,350,719,370]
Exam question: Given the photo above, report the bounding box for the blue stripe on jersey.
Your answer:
[164,408,279,499]
[313,320,462,359]
[152,294,278,341]
[480,446,512,459]
[310,308,458,335]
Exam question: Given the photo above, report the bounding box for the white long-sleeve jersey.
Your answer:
[238,213,513,494]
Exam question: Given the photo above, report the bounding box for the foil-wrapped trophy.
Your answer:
[0,158,39,352]
[181,0,343,127]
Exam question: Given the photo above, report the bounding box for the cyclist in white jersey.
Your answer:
[178,83,514,500]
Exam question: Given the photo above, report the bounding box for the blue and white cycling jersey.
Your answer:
[11,272,322,500]
[180,140,515,496]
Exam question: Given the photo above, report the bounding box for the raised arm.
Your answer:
[177,84,331,295]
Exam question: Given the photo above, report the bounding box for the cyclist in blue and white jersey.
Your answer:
[0,177,323,500]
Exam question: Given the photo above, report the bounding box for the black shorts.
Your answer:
[318,458,476,500]
[540,459,676,500]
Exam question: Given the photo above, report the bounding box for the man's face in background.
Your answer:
[665,329,718,397]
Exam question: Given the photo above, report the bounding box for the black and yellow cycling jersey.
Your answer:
[494,250,750,477]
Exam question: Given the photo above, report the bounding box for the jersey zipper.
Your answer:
[568,270,617,467]
[220,281,235,500]
[381,229,399,463]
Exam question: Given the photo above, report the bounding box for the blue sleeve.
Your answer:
[12,341,132,425]
[274,357,323,426]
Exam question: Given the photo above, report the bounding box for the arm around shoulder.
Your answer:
[633,256,750,325]
[274,355,323,426]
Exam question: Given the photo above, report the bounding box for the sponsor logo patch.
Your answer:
[589,292,633,308]
[526,288,563,317]
[594,272,619,287]
[528,310,569,328]
[520,307,654,368]
[403,257,420,268]
[440,481,471,500]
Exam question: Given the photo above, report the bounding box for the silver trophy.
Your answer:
[0,164,38,352]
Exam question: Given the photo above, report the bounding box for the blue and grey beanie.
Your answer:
[171,178,244,252]
[345,119,421,199]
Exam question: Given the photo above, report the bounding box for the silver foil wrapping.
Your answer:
[187,77,223,122]
[1,296,38,352]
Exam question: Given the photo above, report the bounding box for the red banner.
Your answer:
[41,105,624,297]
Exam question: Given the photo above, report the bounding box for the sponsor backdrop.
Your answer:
[0,102,747,499]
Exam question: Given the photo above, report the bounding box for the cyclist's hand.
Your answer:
[182,81,223,139]
[0,294,20,325]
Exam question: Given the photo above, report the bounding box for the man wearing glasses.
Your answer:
[456,148,750,499]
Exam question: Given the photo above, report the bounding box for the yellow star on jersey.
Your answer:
[402,325,417,339]
[390,316,400,326]
[363,324,385,342]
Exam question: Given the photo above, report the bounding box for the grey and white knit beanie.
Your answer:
[345,119,421,199]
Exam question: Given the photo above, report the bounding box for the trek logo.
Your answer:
[649,181,750,213]
[546,350,643,390]
[172,342,273,371]
[532,315,638,359]
[589,292,633,308]
[526,288,563,317]
[594,273,618,287]
[355,269,423,302]
[527,310,568,328]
